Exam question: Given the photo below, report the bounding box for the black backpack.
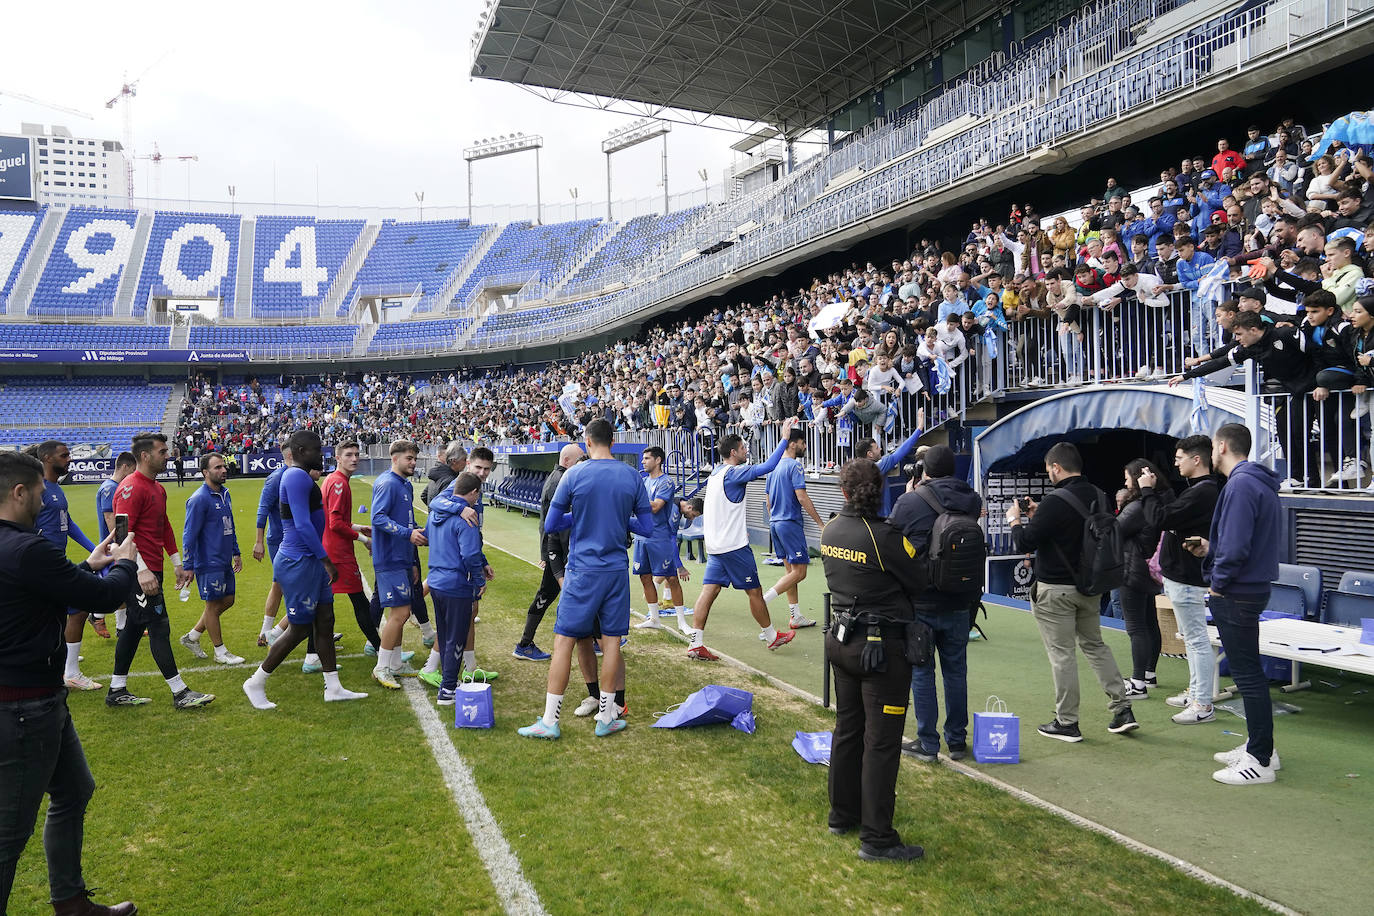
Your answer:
[1046,486,1125,597]
[916,487,987,593]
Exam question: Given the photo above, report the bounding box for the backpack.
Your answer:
[916,487,987,593]
[1046,486,1125,597]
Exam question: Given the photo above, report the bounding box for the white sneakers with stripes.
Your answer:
[1211,743,1279,785]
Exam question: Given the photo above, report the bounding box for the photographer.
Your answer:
[887,446,983,763]
[0,451,140,916]
[821,459,926,863]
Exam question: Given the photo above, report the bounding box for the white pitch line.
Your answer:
[358,477,548,916]
[119,651,370,680]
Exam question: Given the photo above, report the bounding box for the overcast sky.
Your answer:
[0,0,754,220]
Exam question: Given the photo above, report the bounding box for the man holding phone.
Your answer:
[97,452,137,639]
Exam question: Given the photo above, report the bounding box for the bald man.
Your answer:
[512,444,585,661]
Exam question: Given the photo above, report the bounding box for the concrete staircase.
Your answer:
[8,207,64,314]
[233,217,254,317]
[113,210,154,317]
[544,220,618,300]
[169,322,190,348]
[455,307,492,350]
[322,222,379,319]
[351,323,379,357]
[442,224,503,312]
[160,381,187,440]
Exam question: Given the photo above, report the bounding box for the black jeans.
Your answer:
[826,630,913,849]
[0,690,96,910]
[1118,585,1161,681]
[1209,591,1273,766]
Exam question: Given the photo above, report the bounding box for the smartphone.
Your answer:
[114,513,129,543]
[1017,497,1033,513]
[1183,535,1203,550]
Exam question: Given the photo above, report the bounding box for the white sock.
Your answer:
[304,653,320,667]
[463,650,476,671]
[598,689,617,723]
[248,666,269,685]
[543,692,563,726]
[115,607,126,631]
[645,602,660,620]
[166,675,187,694]
[418,620,436,641]
[676,606,690,626]
[185,629,201,643]
[261,615,275,636]
[688,628,704,649]
[323,670,341,690]
[215,644,229,659]
[1146,670,1157,680]
[789,603,801,618]
[109,675,128,690]
[762,625,778,644]
[64,642,82,679]
[271,622,287,637]
[762,588,779,604]
[422,648,440,673]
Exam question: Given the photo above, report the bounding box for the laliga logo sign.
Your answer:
[0,152,26,173]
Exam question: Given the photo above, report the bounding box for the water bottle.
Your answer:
[179,587,191,603]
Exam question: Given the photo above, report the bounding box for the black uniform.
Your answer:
[820,506,924,852]
[518,465,570,648]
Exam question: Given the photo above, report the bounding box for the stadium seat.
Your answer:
[452,219,605,309]
[133,211,244,317]
[0,207,46,314]
[1321,571,1374,626]
[0,376,174,449]
[30,207,140,316]
[347,219,492,316]
[1269,563,1322,621]
[253,216,366,317]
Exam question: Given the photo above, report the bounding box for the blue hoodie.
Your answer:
[425,492,486,597]
[1204,461,1281,598]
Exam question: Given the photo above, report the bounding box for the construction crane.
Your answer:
[106,52,172,206]
[0,89,94,120]
[137,142,198,202]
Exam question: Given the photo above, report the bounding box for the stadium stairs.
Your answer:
[159,380,186,440]
[351,323,380,357]
[169,322,190,349]
[324,222,381,320]
[113,211,154,318]
[542,221,619,301]
[420,223,502,313]
[235,217,256,315]
[7,208,63,315]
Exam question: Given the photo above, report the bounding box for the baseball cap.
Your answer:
[1236,285,1267,303]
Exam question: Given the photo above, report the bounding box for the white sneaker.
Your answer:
[1135,366,1151,380]
[1212,751,1276,785]
[214,651,246,666]
[1213,742,1281,771]
[635,617,665,630]
[1171,703,1216,724]
[1332,458,1367,483]
[65,673,103,691]
[324,685,369,702]
[1354,393,1371,420]
[573,696,598,717]
[1279,478,1301,491]
[1149,368,1167,381]
[789,612,817,629]
[1165,691,1192,708]
[179,634,208,659]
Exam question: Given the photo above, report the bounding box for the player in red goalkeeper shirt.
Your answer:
[105,433,215,709]
[322,440,381,653]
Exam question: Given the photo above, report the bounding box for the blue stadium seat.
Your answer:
[0,207,46,314]
[252,216,365,317]
[347,219,492,316]
[30,207,140,316]
[1270,563,1322,621]
[0,324,170,349]
[0,376,173,449]
[368,318,472,355]
[133,211,243,317]
[453,219,605,308]
[1321,571,1374,626]
[186,324,357,357]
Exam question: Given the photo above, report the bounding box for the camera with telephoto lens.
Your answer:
[902,459,924,481]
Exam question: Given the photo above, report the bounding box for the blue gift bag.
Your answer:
[454,683,494,729]
[792,730,832,765]
[972,696,1019,764]
[652,685,754,731]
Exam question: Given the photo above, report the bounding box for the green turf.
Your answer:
[8,475,1298,914]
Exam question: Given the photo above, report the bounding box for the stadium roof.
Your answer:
[470,0,998,133]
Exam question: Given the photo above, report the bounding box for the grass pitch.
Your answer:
[7,475,1273,915]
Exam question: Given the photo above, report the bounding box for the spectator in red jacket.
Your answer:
[1211,138,1246,178]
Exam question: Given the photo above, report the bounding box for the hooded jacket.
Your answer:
[424,491,487,597]
[1204,461,1281,598]
[888,476,984,611]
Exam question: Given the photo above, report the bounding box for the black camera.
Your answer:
[1017,496,1033,513]
[902,459,924,481]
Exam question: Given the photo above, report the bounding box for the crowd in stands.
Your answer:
[171,115,1374,487]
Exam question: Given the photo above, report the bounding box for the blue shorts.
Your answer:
[374,568,414,609]
[770,520,810,565]
[267,534,282,580]
[632,538,681,577]
[274,554,332,625]
[554,566,631,638]
[195,567,236,601]
[703,546,761,590]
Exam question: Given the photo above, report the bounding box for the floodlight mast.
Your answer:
[602,119,671,221]
[463,133,545,223]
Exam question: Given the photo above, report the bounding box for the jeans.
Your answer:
[0,690,95,910]
[1188,291,1215,356]
[910,610,970,753]
[1209,591,1274,766]
[1163,578,1213,706]
[1058,327,1083,379]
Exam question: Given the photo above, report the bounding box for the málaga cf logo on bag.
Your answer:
[989,728,1009,753]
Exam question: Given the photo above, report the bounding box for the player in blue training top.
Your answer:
[30,441,106,692]
[858,429,923,517]
[243,431,368,709]
[762,426,828,631]
[686,417,800,661]
[518,418,653,741]
[177,454,245,666]
[423,472,487,705]
[632,445,693,635]
[94,450,137,639]
[370,439,428,689]
[253,445,290,646]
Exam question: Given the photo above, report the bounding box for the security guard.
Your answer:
[821,458,926,862]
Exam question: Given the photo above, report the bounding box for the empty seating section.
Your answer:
[470,296,613,349]
[252,217,366,317]
[347,219,491,316]
[0,324,170,349]
[453,218,603,306]
[0,207,46,313]
[30,207,140,316]
[368,318,471,354]
[0,376,172,448]
[133,211,243,317]
[563,206,703,292]
[186,324,358,358]
[495,468,547,513]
